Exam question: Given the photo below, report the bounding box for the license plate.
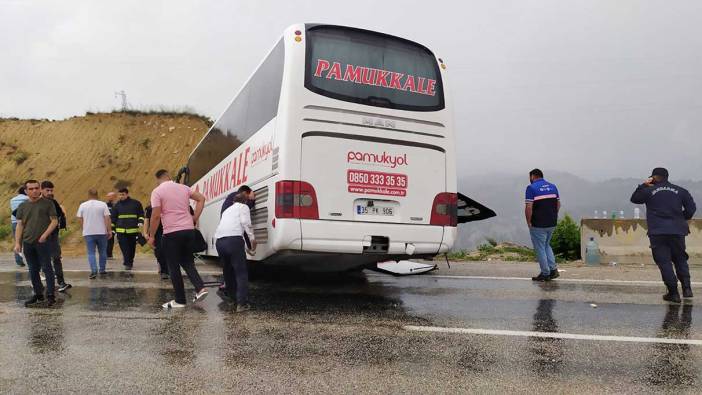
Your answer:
[357,205,394,216]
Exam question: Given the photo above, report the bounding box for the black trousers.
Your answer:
[221,233,250,291]
[48,234,65,285]
[24,241,55,297]
[216,236,249,304]
[650,235,691,292]
[154,233,167,274]
[117,233,137,266]
[162,230,204,304]
[107,232,115,257]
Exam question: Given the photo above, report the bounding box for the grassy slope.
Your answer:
[0,112,210,254]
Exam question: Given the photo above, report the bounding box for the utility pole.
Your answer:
[114,90,128,111]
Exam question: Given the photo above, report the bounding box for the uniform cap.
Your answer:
[650,167,669,178]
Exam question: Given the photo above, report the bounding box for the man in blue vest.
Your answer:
[631,167,696,303]
[525,169,560,282]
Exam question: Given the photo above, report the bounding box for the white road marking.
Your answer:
[404,325,702,346]
[407,274,702,286]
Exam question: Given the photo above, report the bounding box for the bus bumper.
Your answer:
[298,219,452,255]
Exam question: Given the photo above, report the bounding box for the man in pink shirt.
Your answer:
[148,169,208,309]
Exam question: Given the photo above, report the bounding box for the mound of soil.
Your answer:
[0,112,210,254]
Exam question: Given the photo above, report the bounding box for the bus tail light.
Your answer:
[430,192,457,227]
[275,181,319,220]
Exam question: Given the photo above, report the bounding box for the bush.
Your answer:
[11,151,28,165]
[139,138,151,149]
[58,228,73,243]
[0,224,12,240]
[551,214,581,260]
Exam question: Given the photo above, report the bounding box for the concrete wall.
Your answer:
[580,219,702,265]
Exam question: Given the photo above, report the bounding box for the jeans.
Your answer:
[216,236,249,305]
[117,233,137,266]
[24,241,55,297]
[649,234,690,292]
[85,234,109,273]
[11,223,24,265]
[530,226,557,276]
[162,230,204,304]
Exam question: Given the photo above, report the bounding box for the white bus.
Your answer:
[183,23,495,271]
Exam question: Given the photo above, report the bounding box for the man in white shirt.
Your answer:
[215,192,256,312]
[76,189,112,278]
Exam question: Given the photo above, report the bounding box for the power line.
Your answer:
[114,90,128,111]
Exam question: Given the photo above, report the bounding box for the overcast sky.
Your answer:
[2,0,701,180]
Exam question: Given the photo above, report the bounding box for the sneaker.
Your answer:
[16,261,25,267]
[99,271,108,275]
[24,294,45,307]
[193,288,209,303]
[47,295,56,307]
[236,304,251,313]
[549,269,560,280]
[124,265,133,271]
[162,300,186,309]
[107,256,114,260]
[683,287,694,298]
[663,292,682,303]
[40,273,46,281]
[160,273,169,280]
[58,283,72,292]
[89,272,97,279]
[531,274,551,282]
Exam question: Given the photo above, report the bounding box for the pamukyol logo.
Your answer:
[347,151,408,168]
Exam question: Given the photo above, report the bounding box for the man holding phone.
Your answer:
[631,167,697,303]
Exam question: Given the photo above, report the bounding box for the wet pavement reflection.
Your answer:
[1,269,702,392]
[529,298,565,375]
[643,304,697,388]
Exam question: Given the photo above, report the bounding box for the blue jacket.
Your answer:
[630,181,696,236]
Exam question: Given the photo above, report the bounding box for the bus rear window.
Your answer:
[305,25,444,112]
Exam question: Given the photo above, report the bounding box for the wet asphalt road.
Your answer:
[0,265,701,394]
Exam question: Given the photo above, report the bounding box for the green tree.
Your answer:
[550,214,581,260]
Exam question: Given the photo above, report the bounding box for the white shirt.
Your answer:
[76,199,111,236]
[215,202,255,241]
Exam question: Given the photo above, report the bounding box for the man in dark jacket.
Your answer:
[105,192,117,259]
[41,181,72,292]
[144,205,168,279]
[111,188,144,270]
[631,168,697,303]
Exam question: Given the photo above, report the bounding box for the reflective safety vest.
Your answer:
[111,197,145,234]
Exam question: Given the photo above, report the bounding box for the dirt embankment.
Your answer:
[0,112,210,254]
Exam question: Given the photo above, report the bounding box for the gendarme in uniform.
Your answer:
[631,167,697,303]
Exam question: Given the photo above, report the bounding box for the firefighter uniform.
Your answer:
[111,197,145,269]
